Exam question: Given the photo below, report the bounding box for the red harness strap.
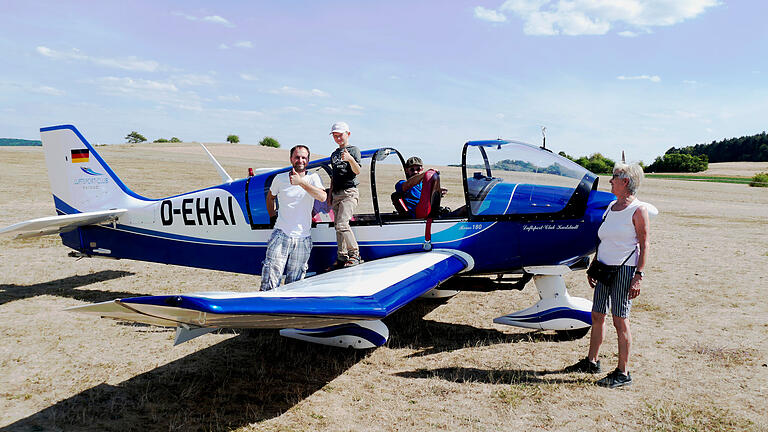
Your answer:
[424,218,433,250]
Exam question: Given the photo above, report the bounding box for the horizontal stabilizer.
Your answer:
[0,209,127,239]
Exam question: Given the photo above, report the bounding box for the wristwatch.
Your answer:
[634,271,645,278]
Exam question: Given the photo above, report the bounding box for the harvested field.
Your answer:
[1,144,767,431]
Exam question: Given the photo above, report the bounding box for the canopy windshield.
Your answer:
[463,140,591,218]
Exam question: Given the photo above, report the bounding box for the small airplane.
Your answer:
[1,125,625,349]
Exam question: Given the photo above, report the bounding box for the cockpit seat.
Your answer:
[413,169,441,219]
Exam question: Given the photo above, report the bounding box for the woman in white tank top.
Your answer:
[565,163,657,388]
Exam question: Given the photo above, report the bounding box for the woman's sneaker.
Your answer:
[564,357,602,373]
[596,368,632,388]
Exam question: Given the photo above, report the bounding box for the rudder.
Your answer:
[40,125,146,214]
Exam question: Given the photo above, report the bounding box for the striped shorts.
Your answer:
[260,229,312,291]
[592,265,636,318]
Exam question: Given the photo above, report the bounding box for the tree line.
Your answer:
[664,131,768,163]
[124,131,280,148]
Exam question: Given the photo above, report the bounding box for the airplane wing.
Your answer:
[68,249,469,330]
[0,209,127,239]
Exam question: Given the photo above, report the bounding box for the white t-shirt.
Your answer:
[596,198,644,266]
[271,171,323,238]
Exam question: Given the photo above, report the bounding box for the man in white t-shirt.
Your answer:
[260,145,326,291]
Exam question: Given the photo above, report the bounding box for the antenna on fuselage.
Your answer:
[541,126,547,150]
[199,142,234,183]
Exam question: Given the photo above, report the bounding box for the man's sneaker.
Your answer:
[564,357,602,373]
[324,259,347,272]
[596,368,632,388]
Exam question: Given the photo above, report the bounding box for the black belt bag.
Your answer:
[587,249,635,286]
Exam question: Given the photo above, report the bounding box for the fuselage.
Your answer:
[57,146,614,276]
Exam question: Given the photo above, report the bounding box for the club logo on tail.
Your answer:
[80,167,103,176]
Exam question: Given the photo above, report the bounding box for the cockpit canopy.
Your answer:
[463,140,595,220]
[245,140,597,227]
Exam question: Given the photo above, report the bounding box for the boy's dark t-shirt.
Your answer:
[330,146,362,192]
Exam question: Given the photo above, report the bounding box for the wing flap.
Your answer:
[0,209,127,239]
[68,250,469,328]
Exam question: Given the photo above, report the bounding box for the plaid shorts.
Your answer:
[592,265,636,318]
[260,229,312,291]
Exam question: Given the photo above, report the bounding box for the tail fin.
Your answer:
[40,125,147,214]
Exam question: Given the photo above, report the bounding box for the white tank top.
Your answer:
[596,198,643,266]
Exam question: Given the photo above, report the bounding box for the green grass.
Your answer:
[645,174,756,185]
[641,400,755,431]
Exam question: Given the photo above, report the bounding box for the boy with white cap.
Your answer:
[329,121,362,268]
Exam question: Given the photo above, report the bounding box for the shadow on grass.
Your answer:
[1,290,588,430]
[385,299,589,357]
[395,367,588,385]
[0,270,139,305]
[2,331,368,431]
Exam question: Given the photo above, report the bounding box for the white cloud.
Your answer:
[98,77,178,93]
[203,15,233,27]
[240,73,259,81]
[617,75,661,82]
[93,76,204,110]
[270,86,330,98]
[674,110,698,119]
[233,41,253,48]
[171,74,216,86]
[348,104,365,110]
[476,0,720,36]
[219,43,230,50]
[173,12,234,27]
[496,113,506,119]
[683,80,698,85]
[36,46,160,72]
[218,95,241,102]
[474,6,507,23]
[277,106,302,113]
[33,86,65,96]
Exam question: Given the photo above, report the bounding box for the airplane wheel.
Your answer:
[554,326,590,341]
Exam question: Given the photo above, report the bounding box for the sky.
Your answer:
[1,0,766,164]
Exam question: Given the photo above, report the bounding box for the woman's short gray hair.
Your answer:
[613,163,644,195]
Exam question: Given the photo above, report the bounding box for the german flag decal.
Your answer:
[71,149,89,163]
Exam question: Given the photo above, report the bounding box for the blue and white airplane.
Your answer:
[1,125,619,349]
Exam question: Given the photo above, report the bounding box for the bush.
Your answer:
[571,153,615,174]
[169,137,181,143]
[646,153,708,173]
[153,138,169,143]
[125,131,146,143]
[226,134,240,143]
[259,136,280,148]
[749,172,768,187]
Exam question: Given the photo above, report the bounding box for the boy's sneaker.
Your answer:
[344,256,363,267]
[564,357,602,373]
[596,368,632,388]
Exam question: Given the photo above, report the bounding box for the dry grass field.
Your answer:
[1,143,767,431]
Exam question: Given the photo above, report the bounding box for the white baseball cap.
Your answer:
[330,122,350,134]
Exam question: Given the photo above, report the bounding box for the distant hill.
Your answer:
[665,131,768,163]
[0,138,42,146]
